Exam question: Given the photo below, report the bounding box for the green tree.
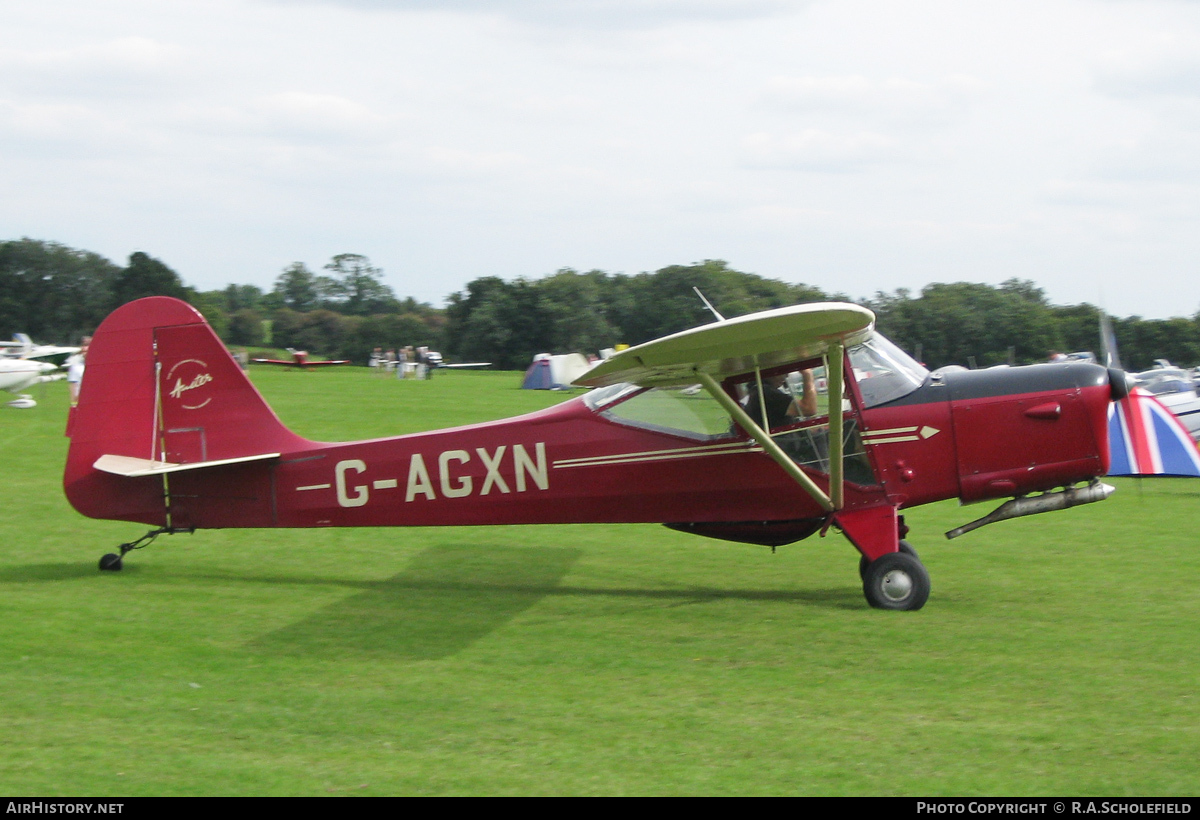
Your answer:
[223,283,264,313]
[272,263,322,312]
[0,238,120,342]
[188,291,230,341]
[111,251,188,307]
[227,309,266,346]
[322,253,398,316]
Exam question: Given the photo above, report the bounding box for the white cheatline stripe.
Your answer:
[296,483,332,491]
[861,426,940,445]
[553,441,759,470]
[865,426,919,435]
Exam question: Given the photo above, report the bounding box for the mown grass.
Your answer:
[1,367,1198,795]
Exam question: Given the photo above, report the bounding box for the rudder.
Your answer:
[64,297,311,523]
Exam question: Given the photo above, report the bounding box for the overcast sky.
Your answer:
[3,0,1199,318]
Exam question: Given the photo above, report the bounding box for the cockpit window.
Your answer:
[597,384,737,440]
[583,382,641,411]
[848,333,929,408]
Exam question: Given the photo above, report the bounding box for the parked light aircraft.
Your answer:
[1,357,61,408]
[252,349,350,369]
[0,333,79,365]
[1099,314,1200,441]
[64,297,1129,610]
[1129,361,1200,441]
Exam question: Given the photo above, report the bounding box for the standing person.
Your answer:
[416,346,429,380]
[66,336,90,406]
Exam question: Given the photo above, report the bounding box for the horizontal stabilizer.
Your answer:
[94,452,280,477]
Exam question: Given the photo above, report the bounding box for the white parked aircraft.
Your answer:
[0,357,61,408]
[0,333,79,364]
[1132,360,1200,440]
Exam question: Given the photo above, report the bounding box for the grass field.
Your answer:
[2,367,1198,796]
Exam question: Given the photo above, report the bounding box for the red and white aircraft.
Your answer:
[64,297,1127,610]
[252,348,350,369]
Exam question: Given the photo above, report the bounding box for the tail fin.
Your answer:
[64,297,311,524]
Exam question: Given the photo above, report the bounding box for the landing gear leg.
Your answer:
[98,526,194,572]
[859,540,919,580]
[836,506,930,610]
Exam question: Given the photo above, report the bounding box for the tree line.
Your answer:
[3,237,1198,372]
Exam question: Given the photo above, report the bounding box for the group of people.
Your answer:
[370,346,436,380]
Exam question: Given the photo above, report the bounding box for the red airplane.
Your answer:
[252,349,350,369]
[64,296,1127,610]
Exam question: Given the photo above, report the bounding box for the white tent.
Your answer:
[521,353,591,390]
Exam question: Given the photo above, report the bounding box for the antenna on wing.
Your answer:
[693,287,725,322]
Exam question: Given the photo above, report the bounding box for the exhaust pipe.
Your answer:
[946,481,1115,540]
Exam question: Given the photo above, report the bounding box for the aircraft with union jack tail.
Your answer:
[65,297,1131,610]
[1107,387,1200,477]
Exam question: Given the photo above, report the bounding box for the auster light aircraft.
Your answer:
[252,349,350,369]
[64,297,1129,610]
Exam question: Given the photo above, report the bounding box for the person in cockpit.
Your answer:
[742,369,818,430]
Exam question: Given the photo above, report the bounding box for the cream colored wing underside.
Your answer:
[574,302,875,388]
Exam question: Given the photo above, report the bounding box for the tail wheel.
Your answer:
[862,551,930,611]
[99,553,123,571]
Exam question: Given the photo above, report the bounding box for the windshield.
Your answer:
[847,333,929,408]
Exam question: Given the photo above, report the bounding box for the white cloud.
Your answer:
[270,0,810,29]
[3,0,1200,318]
[741,128,897,171]
[762,74,984,117]
[0,36,184,98]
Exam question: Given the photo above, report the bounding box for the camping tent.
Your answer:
[521,353,591,390]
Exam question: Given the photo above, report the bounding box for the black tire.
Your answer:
[862,552,930,610]
[859,540,919,579]
[99,553,123,572]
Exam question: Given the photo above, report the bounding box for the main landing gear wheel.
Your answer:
[862,551,930,611]
[859,540,919,580]
[99,553,123,571]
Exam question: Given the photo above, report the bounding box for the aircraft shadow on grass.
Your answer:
[245,544,863,660]
[0,563,140,582]
[249,544,582,660]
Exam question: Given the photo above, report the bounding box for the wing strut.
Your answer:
[694,370,835,513]
[826,340,845,511]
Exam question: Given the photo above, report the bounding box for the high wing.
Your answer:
[251,358,350,368]
[1,333,79,362]
[574,302,876,513]
[574,302,875,388]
